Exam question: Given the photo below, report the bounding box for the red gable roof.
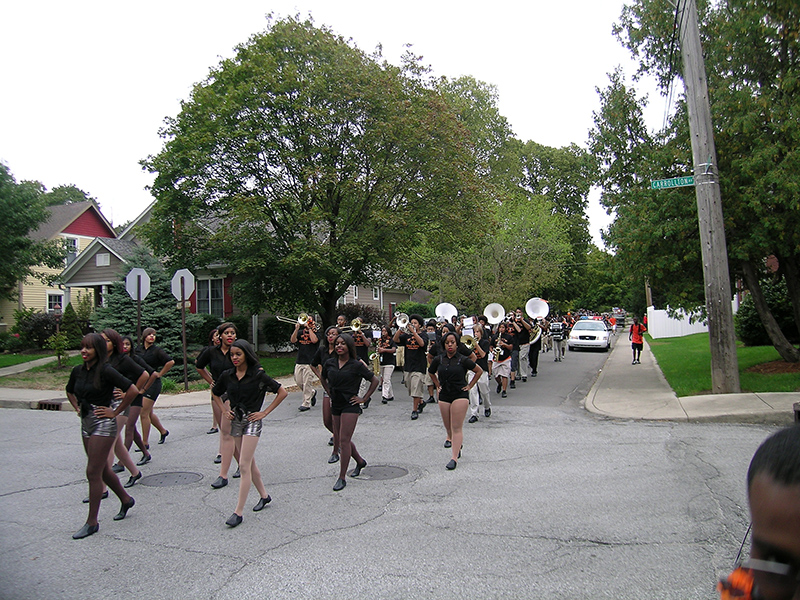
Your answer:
[61,205,116,238]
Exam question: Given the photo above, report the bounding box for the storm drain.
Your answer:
[352,465,408,481]
[37,399,63,411]
[139,472,204,487]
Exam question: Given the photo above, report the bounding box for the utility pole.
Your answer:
[678,0,740,393]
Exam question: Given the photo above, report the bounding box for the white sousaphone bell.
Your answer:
[483,302,506,325]
[434,302,459,324]
[525,297,549,344]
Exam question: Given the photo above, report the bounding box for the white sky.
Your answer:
[1,1,665,246]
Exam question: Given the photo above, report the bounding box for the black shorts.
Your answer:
[631,342,643,351]
[331,403,362,416]
[438,395,469,405]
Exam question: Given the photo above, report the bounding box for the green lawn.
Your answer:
[0,353,57,368]
[647,332,800,397]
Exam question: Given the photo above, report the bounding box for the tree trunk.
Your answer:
[777,252,800,341]
[741,259,800,362]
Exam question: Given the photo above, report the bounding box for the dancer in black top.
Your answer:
[321,334,380,491]
[196,328,221,433]
[311,326,342,463]
[197,322,240,483]
[136,328,174,447]
[120,336,153,464]
[428,331,483,470]
[102,329,152,489]
[212,340,287,527]
[66,334,139,539]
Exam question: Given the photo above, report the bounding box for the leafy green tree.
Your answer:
[0,164,66,301]
[141,17,485,327]
[610,0,800,360]
[42,185,96,206]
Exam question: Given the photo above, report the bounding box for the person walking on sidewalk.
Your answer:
[212,339,287,527]
[629,317,647,365]
[67,333,139,539]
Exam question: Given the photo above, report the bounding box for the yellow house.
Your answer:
[0,201,116,332]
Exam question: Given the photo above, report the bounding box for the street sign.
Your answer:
[651,176,695,190]
[125,268,150,301]
[171,269,195,301]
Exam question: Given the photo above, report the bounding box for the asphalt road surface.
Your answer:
[0,345,777,600]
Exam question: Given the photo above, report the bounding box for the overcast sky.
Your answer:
[1,1,664,246]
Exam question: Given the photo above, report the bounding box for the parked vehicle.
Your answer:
[567,320,611,352]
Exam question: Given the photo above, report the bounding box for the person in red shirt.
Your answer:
[629,317,647,364]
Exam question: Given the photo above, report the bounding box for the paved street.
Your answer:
[0,340,790,599]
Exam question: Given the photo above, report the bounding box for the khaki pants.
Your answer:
[294,364,316,407]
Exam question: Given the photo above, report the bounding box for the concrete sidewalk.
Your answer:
[584,336,799,424]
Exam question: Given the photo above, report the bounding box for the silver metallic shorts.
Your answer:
[81,406,118,438]
[230,412,262,437]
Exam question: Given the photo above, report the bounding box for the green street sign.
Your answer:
[650,176,695,190]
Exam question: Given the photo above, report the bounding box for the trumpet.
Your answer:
[395,313,413,333]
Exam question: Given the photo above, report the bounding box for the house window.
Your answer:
[196,278,224,319]
[64,237,79,265]
[352,286,358,300]
[47,293,64,313]
[95,253,110,267]
[372,287,380,301]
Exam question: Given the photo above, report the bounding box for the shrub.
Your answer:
[11,308,58,349]
[46,331,70,367]
[186,313,220,346]
[60,302,83,348]
[261,317,295,349]
[735,277,799,346]
[337,303,390,328]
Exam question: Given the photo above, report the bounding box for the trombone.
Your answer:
[275,312,317,330]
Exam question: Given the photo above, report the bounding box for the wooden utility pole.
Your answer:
[678,0,740,393]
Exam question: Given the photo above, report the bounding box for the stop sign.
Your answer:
[125,268,151,301]
[171,269,195,301]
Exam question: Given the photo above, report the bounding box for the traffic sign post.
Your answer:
[125,268,151,342]
[650,176,695,190]
[171,269,195,392]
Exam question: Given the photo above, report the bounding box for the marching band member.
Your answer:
[196,323,239,478]
[514,307,533,382]
[529,319,542,377]
[212,340,287,527]
[377,326,397,404]
[67,333,138,539]
[351,319,374,408]
[291,316,319,412]
[491,322,513,398]
[428,331,483,470]
[311,326,341,463]
[320,334,380,491]
[467,325,491,423]
[136,328,173,449]
[393,314,427,420]
[424,320,439,405]
[506,314,520,389]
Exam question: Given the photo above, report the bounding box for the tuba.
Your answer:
[435,302,458,324]
[483,303,506,325]
[525,297,550,320]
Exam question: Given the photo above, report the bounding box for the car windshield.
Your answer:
[573,321,606,331]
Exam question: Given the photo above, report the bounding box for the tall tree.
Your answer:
[603,0,800,360]
[0,164,66,301]
[142,17,485,326]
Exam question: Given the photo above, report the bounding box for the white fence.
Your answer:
[646,298,739,340]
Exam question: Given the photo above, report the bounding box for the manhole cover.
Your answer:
[139,472,204,487]
[352,465,408,481]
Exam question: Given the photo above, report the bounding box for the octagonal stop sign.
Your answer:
[125,268,151,301]
[171,269,195,301]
